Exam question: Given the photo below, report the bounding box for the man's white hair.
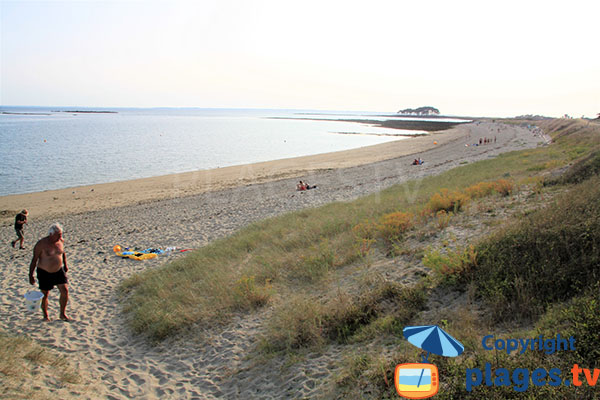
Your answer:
[48,223,63,235]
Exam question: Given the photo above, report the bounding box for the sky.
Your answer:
[1,0,599,117]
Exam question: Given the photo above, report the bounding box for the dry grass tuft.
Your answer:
[425,188,470,214]
[0,331,82,399]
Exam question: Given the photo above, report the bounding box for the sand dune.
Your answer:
[0,121,548,399]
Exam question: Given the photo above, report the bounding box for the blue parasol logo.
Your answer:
[403,325,464,362]
[395,325,464,399]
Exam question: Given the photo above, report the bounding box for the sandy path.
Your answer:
[0,121,547,399]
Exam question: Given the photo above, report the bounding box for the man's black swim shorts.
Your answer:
[37,268,68,291]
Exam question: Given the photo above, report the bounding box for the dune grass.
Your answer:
[407,272,600,399]
[334,181,600,399]
[119,119,600,345]
[331,120,600,398]
[423,122,600,322]
[118,119,600,398]
[0,330,82,399]
[260,281,427,352]
[469,175,600,321]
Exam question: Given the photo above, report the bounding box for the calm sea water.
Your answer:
[0,107,435,196]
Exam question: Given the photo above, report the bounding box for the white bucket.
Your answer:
[24,291,44,312]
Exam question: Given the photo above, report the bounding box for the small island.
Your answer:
[397,106,440,116]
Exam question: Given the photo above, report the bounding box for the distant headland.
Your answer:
[54,110,118,114]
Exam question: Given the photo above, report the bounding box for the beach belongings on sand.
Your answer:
[113,245,194,260]
[24,291,44,311]
[114,248,158,260]
[143,248,165,255]
[164,246,194,253]
[113,245,158,260]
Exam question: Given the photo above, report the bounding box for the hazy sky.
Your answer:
[1,0,599,117]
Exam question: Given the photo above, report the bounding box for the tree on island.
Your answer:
[397,106,440,116]
[515,114,552,121]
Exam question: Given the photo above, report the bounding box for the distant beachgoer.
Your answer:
[11,209,28,249]
[29,223,71,321]
[479,138,482,145]
[297,181,307,191]
[305,182,317,189]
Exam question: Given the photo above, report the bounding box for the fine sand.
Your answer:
[0,121,548,399]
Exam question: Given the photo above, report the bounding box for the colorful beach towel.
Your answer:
[112,245,194,260]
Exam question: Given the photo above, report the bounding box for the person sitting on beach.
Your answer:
[29,223,71,321]
[296,181,307,191]
[412,159,419,165]
[11,209,28,249]
[305,182,317,190]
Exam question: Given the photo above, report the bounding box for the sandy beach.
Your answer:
[0,124,470,221]
[0,121,548,399]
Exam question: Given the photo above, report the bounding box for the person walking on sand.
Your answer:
[28,223,71,321]
[11,209,28,249]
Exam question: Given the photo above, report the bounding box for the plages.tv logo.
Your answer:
[395,325,464,399]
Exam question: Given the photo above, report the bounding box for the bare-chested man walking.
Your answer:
[29,223,71,321]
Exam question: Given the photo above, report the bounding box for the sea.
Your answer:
[0,107,463,197]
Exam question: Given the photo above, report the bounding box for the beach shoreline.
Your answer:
[0,120,547,399]
[0,124,469,221]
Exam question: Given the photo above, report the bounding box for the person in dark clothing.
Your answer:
[11,209,28,249]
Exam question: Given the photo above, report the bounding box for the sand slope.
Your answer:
[0,121,548,399]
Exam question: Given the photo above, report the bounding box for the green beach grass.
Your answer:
[118,118,600,397]
[119,119,599,341]
[0,330,82,399]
